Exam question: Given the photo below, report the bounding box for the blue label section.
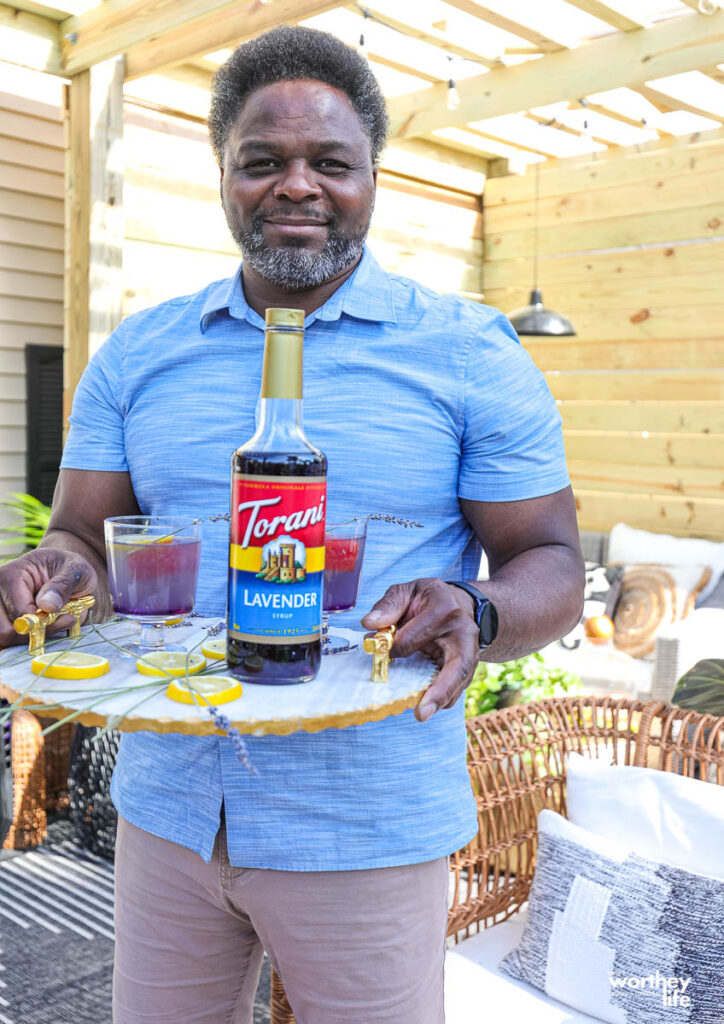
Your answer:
[228,569,323,640]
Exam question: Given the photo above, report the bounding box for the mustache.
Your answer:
[253,208,335,226]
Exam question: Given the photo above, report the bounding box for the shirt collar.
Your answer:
[199,246,397,332]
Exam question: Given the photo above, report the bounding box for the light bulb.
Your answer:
[447,80,460,112]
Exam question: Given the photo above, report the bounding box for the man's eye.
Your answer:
[317,160,347,171]
[246,159,279,170]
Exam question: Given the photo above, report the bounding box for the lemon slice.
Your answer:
[166,675,242,706]
[31,652,110,679]
[200,637,227,661]
[135,652,206,677]
[165,617,184,625]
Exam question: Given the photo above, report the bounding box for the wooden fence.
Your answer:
[483,134,724,541]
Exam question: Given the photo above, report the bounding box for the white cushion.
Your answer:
[445,908,605,1023]
[607,522,724,604]
[566,752,724,879]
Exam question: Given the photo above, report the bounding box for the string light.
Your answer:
[358,9,368,59]
[354,3,491,70]
[446,55,460,111]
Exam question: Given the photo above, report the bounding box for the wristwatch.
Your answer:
[445,581,499,651]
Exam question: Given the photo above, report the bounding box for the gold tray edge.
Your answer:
[0,683,432,736]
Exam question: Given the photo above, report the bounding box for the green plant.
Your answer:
[0,492,52,560]
[673,658,724,716]
[465,652,581,718]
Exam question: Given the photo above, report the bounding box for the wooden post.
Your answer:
[63,55,124,433]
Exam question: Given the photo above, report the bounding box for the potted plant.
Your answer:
[465,652,581,718]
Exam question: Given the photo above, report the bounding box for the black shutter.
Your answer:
[25,345,63,506]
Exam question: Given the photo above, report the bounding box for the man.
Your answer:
[0,26,583,1024]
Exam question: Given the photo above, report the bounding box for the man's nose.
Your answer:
[273,160,322,202]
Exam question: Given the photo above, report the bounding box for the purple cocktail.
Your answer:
[104,516,201,655]
[322,519,367,654]
[323,535,366,612]
[107,536,200,619]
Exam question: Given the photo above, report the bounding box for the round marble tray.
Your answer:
[0,617,436,737]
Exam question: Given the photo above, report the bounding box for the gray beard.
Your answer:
[228,209,369,291]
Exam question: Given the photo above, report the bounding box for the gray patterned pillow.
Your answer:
[500,811,724,1023]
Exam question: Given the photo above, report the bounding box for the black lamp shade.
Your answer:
[508,289,576,337]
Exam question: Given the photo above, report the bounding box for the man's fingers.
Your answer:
[393,600,475,658]
[0,574,39,624]
[36,560,97,613]
[360,582,415,630]
[416,651,477,723]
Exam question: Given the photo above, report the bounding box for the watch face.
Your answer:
[480,600,498,647]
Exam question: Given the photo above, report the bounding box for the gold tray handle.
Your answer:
[14,595,96,655]
[363,624,396,683]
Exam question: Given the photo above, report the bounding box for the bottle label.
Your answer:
[228,474,326,644]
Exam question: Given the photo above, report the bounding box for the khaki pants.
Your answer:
[113,815,448,1024]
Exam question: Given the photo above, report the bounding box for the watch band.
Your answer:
[445,581,499,650]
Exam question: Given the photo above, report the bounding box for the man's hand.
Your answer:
[361,578,480,723]
[0,548,98,649]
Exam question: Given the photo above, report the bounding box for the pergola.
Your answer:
[1,0,723,406]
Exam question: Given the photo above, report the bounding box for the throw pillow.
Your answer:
[500,810,724,1024]
[565,752,724,880]
[612,563,711,658]
[608,523,724,605]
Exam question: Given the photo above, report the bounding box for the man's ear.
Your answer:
[372,166,378,186]
[219,163,224,203]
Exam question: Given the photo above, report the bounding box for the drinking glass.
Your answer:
[322,519,367,655]
[104,516,202,656]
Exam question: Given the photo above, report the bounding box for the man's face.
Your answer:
[220,79,377,291]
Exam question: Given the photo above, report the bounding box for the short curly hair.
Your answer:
[208,25,389,166]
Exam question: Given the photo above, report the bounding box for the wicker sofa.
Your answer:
[269,696,724,1024]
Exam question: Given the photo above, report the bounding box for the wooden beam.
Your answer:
[0,4,61,75]
[60,0,345,77]
[387,11,724,139]
[370,47,658,152]
[5,1,87,19]
[560,0,649,32]
[524,110,611,148]
[126,0,345,80]
[442,0,572,52]
[64,69,89,426]
[346,3,498,67]
[64,56,125,425]
[636,82,724,124]
[569,98,671,136]
[703,64,724,86]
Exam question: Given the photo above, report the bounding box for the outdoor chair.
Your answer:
[269,696,724,1023]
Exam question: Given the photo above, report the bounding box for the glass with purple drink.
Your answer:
[105,516,201,655]
[322,519,367,654]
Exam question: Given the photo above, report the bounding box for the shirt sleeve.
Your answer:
[61,323,129,472]
[458,310,570,502]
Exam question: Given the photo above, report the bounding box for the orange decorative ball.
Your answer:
[584,615,615,644]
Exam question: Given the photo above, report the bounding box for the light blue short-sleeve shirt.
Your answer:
[61,247,569,870]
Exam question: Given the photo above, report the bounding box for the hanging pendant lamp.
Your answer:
[508,162,576,337]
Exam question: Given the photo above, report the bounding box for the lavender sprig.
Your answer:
[197,512,423,529]
[206,706,257,774]
[365,514,423,529]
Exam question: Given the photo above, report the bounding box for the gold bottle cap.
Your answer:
[265,308,304,328]
[262,331,304,399]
